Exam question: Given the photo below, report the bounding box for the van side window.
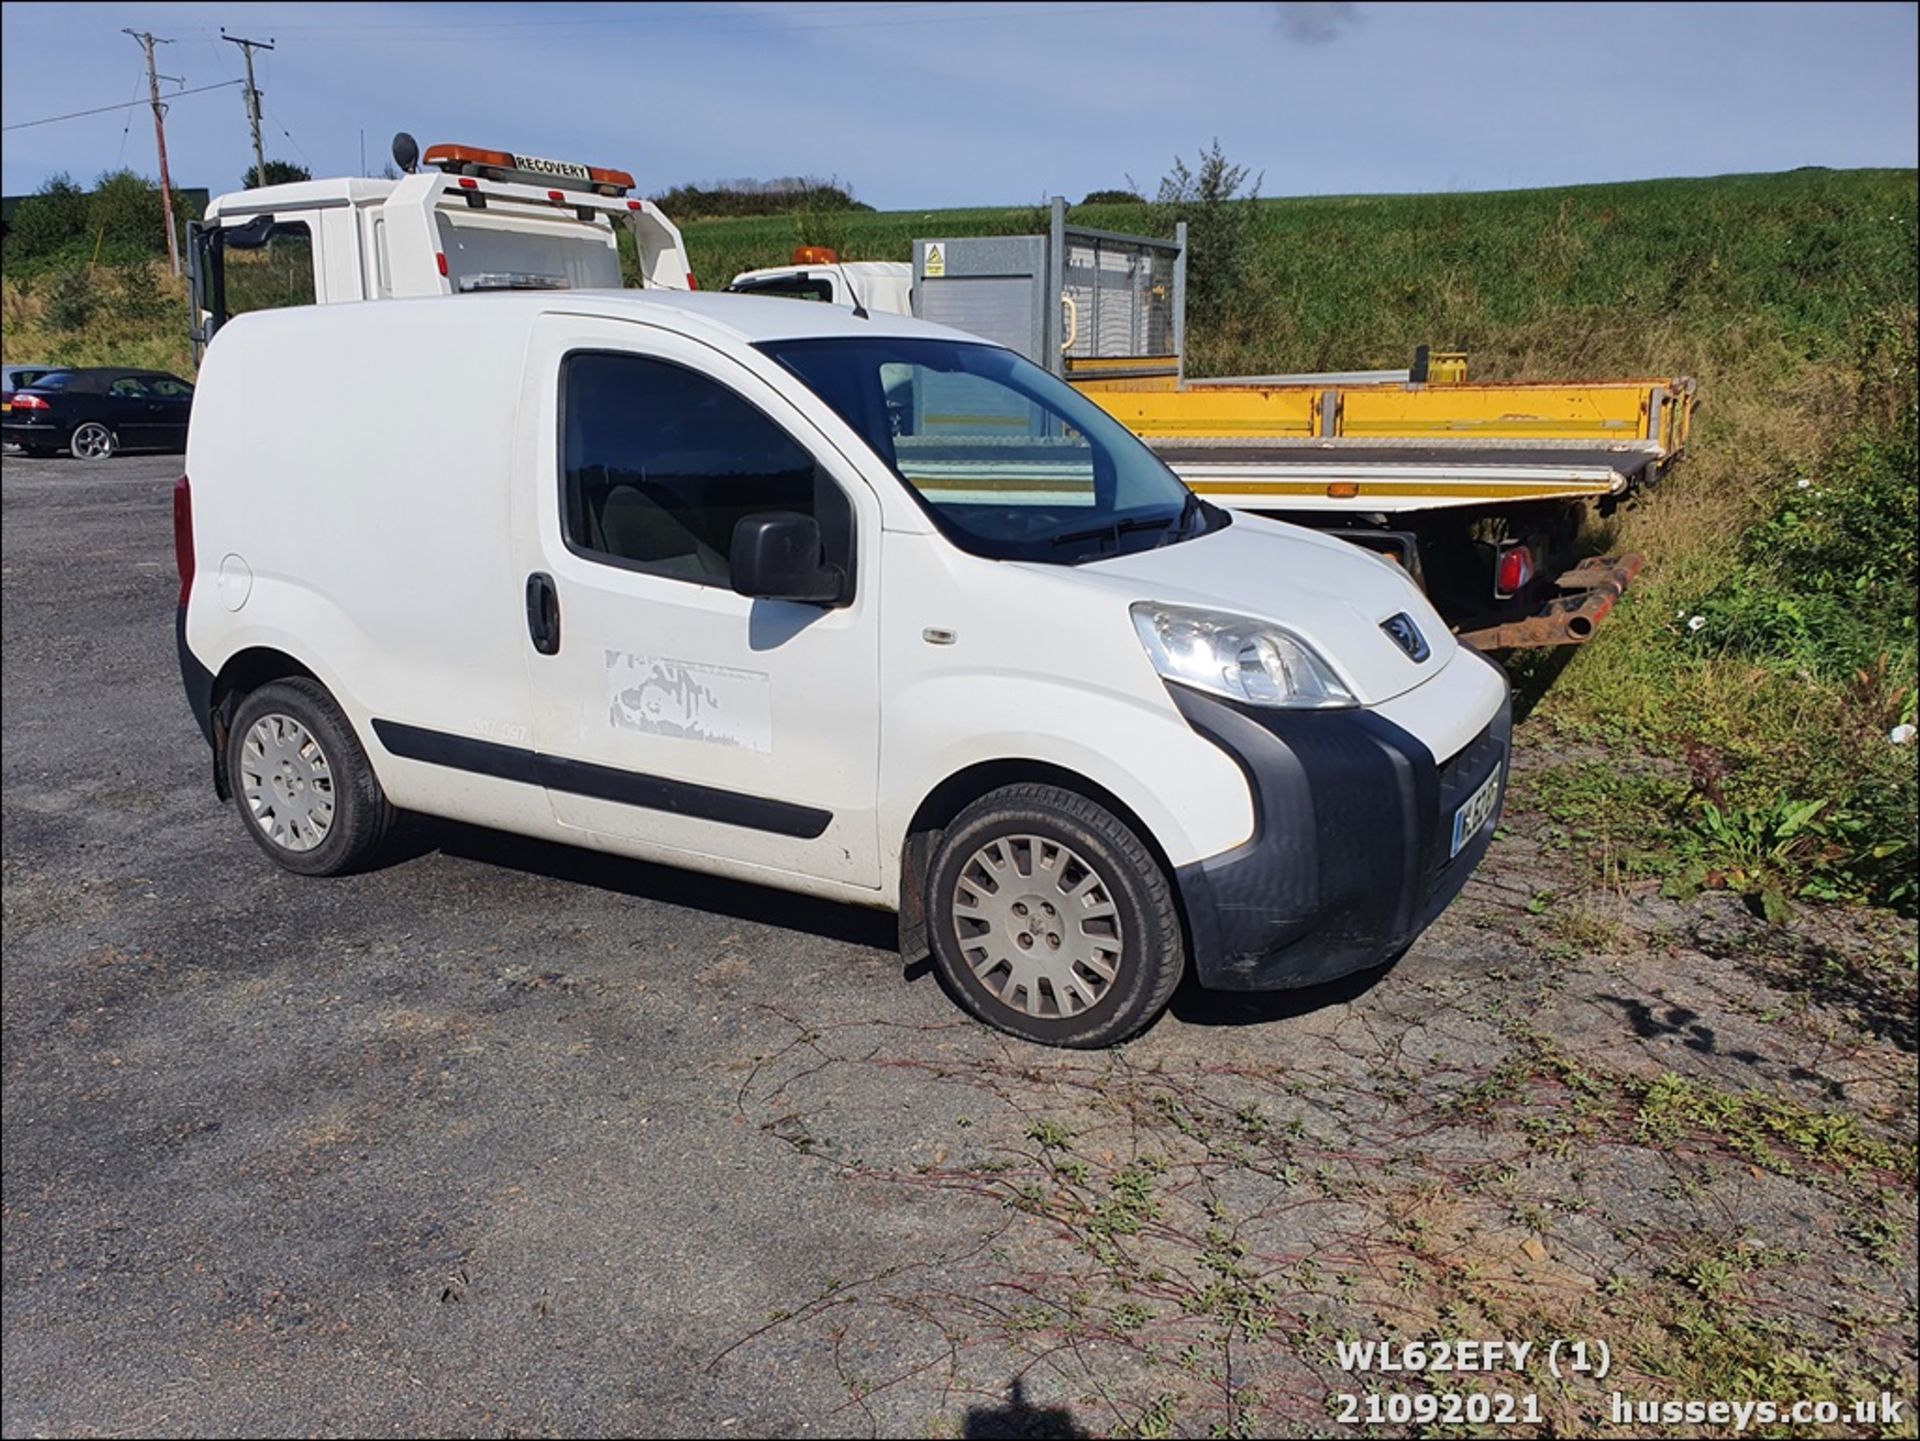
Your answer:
[223,220,317,316]
[561,352,849,588]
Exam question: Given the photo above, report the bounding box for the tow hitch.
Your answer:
[1457,553,1645,650]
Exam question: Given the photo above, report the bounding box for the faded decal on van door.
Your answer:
[605,649,772,753]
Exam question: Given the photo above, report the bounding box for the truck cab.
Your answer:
[728,249,913,315]
[188,141,695,350]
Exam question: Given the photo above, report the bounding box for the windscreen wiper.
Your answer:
[1051,512,1180,550]
[1165,489,1206,541]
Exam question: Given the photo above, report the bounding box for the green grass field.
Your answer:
[678,169,1916,375]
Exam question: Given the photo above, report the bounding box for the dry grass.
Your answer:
[3,262,196,376]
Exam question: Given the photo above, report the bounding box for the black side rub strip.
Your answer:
[371,719,832,840]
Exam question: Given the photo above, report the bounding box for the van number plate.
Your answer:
[1450,770,1501,857]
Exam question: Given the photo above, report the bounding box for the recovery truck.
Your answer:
[727,199,1695,649]
[187,136,695,352]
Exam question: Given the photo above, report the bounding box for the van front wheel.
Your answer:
[226,678,395,876]
[926,783,1185,1048]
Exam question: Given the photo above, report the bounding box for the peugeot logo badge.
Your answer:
[1381,612,1430,662]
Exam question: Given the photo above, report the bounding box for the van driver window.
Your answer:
[561,351,845,587]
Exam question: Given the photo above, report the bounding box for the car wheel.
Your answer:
[926,783,1185,1048]
[226,678,396,877]
[68,421,115,461]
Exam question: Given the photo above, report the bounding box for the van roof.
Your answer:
[221,287,985,348]
[557,288,962,343]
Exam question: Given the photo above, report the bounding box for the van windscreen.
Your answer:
[759,336,1226,565]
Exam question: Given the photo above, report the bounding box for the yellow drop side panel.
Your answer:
[1080,377,1695,453]
[1084,388,1316,439]
[1339,385,1651,440]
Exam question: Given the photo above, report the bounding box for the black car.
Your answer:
[1,367,194,460]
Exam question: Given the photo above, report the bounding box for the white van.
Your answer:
[175,291,1510,1047]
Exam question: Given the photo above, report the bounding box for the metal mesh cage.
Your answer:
[1062,234,1176,361]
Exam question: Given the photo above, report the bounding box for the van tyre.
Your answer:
[927,783,1185,1048]
[226,678,395,876]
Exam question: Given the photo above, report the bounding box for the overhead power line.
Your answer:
[257,0,936,32]
[249,2,1151,43]
[2,78,243,133]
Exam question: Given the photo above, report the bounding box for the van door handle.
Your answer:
[525,572,561,655]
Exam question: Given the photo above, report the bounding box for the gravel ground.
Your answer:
[4,452,1913,1438]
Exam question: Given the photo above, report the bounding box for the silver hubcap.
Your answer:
[241,713,335,852]
[70,423,111,459]
[951,834,1123,1019]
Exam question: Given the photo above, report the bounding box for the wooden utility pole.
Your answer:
[124,29,181,275]
[222,30,276,188]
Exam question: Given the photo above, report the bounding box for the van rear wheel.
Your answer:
[226,678,395,876]
[926,783,1185,1048]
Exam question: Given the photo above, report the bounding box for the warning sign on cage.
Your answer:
[924,243,946,278]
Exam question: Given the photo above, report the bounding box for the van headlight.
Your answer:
[1131,601,1356,709]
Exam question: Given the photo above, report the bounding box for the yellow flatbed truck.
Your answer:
[1078,362,1689,646]
[900,203,1696,648]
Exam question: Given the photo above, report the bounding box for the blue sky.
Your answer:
[2,1,1915,207]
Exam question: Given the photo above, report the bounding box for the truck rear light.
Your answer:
[11,393,49,410]
[686,272,699,290]
[1495,543,1534,599]
[547,190,566,203]
[626,199,644,211]
[457,176,478,189]
[172,475,194,606]
[436,252,449,277]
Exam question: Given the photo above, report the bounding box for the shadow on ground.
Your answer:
[406,816,899,952]
[963,1379,1087,1438]
[398,817,1389,1034]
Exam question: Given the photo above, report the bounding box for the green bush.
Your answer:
[1696,399,1916,680]
[45,268,97,331]
[3,174,89,267]
[652,177,869,220]
[241,159,311,189]
[87,169,173,265]
[1147,140,1262,328]
[102,260,176,327]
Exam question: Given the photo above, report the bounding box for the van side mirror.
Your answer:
[730,513,845,605]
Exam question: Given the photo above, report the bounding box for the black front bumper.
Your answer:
[1173,653,1512,991]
